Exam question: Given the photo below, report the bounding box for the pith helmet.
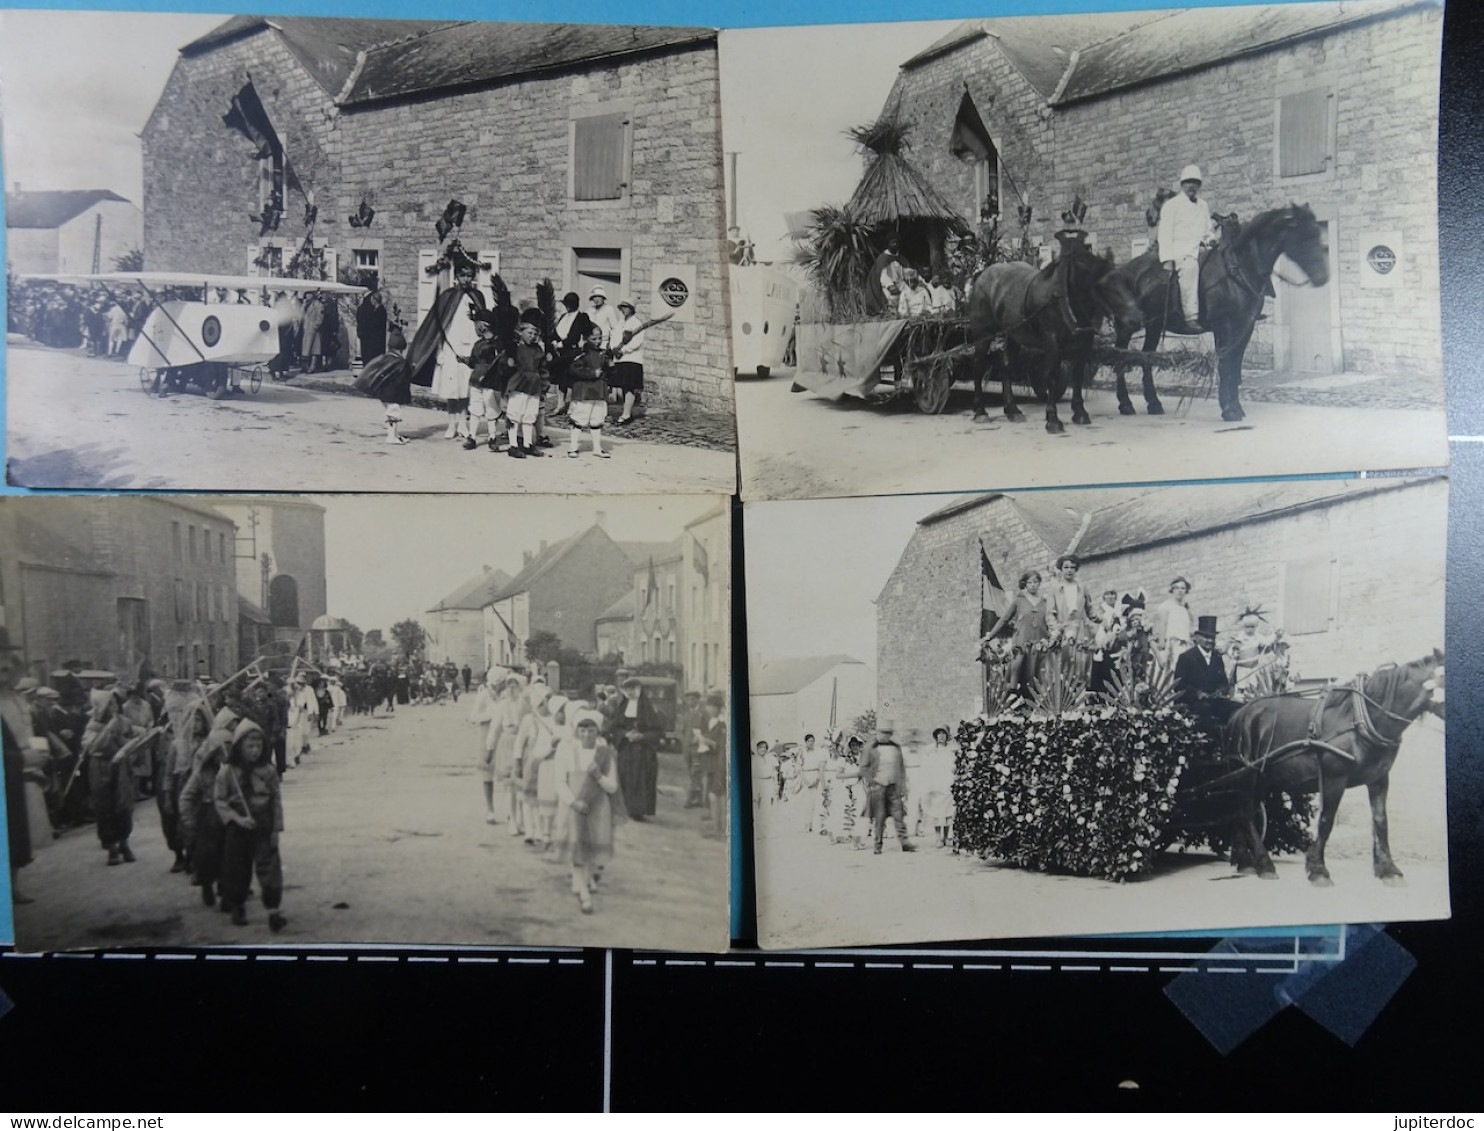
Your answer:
[1178,164,1204,185]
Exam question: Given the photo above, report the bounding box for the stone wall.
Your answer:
[338,43,731,411]
[891,6,1444,375]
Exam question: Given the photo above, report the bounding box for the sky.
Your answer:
[719,20,959,265]
[0,10,225,204]
[307,494,723,635]
[743,492,946,666]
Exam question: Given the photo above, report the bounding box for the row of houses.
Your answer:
[0,495,334,683]
[135,16,732,410]
[422,505,729,693]
[875,476,1448,743]
[5,188,144,276]
[880,0,1443,375]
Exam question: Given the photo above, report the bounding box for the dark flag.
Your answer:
[979,538,1006,637]
[692,535,709,585]
[435,199,467,242]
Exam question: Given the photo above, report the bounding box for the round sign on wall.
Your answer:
[1366,245,1397,275]
[658,277,690,308]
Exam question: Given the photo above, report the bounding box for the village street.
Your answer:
[13,701,730,953]
[752,717,1448,949]
[3,341,738,493]
[736,364,1449,501]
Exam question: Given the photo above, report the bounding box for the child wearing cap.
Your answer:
[213,720,287,930]
[554,708,624,914]
[465,316,508,453]
[566,325,613,458]
[612,298,646,426]
[501,321,550,459]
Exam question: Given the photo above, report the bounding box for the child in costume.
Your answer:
[554,709,625,914]
[465,316,508,452]
[502,321,550,459]
[566,325,612,458]
[353,326,413,444]
[213,719,286,931]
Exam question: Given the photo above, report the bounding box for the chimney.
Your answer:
[523,550,533,566]
[595,510,607,529]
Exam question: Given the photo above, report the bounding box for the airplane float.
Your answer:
[22,271,367,399]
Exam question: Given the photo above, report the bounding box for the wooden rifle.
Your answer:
[609,312,675,359]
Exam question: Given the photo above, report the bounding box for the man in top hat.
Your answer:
[856,718,915,854]
[1156,164,1218,332]
[1174,614,1232,737]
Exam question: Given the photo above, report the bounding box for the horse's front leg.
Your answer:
[1002,343,1025,421]
[1141,325,1165,415]
[1368,774,1406,885]
[1043,348,1065,435]
[1235,777,1278,878]
[1306,766,1347,886]
[1113,324,1137,415]
[1218,320,1256,423]
[971,340,989,422]
[1070,347,1092,426]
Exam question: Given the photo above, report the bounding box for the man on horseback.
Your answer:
[1156,164,1218,333]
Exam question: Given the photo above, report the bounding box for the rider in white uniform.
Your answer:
[1156,164,1218,332]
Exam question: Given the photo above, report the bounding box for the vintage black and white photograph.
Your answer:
[1,493,732,952]
[1,11,736,493]
[745,476,1447,948]
[720,1,1448,501]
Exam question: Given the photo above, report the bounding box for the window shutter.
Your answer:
[248,246,261,277]
[417,249,440,329]
[1283,556,1333,634]
[1279,90,1329,177]
[573,113,627,201]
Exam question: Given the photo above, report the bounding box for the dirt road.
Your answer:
[4,341,737,494]
[752,717,1449,949]
[736,366,1448,501]
[14,700,730,952]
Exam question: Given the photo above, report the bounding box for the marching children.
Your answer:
[465,315,508,453]
[554,709,625,914]
[566,325,612,458]
[213,719,287,931]
[178,714,231,907]
[502,320,550,459]
[353,326,412,444]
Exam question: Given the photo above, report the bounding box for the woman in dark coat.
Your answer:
[356,289,388,363]
[613,680,663,820]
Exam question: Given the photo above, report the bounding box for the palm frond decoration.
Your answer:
[791,203,878,322]
[489,272,519,353]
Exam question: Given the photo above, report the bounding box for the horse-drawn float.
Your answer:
[953,650,1444,884]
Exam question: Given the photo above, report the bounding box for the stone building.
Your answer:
[5,188,143,275]
[0,497,239,682]
[881,0,1442,375]
[210,496,328,636]
[421,566,513,672]
[591,503,730,692]
[140,16,732,410]
[875,477,1447,742]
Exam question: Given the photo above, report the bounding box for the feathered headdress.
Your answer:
[1121,589,1147,612]
[488,272,520,353]
[535,278,557,343]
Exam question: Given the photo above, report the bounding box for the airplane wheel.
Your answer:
[139,368,154,393]
[249,366,264,395]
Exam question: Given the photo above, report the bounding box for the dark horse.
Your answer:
[967,239,1142,434]
[1223,650,1444,886]
[1109,204,1329,422]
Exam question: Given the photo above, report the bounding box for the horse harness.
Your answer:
[1243,673,1418,775]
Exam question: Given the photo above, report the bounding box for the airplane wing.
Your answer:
[20,271,367,295]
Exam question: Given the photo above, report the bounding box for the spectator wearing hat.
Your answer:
[1156,164,1219,332]
[588,286,624,353]
[858,719,915,855]
[612,297,647,426]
